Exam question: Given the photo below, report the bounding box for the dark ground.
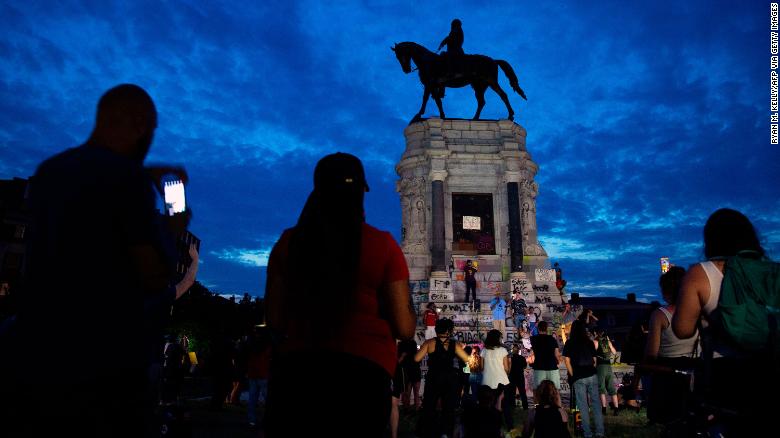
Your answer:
[175,377,664,437]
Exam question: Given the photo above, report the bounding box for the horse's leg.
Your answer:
[434,89,445,119]
[472,84,487,120]
[412,86,431,123]
[489,82,514,121]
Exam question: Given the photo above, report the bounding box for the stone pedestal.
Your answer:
[397,118,563,311]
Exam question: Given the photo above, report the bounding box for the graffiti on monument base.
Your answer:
[415,326,525,345]
[430,291,454,302]
[412,293,429,304]
[510,277,531,294]
[409,280,430,294]
[532,284,550,292]
[430,278,451,291]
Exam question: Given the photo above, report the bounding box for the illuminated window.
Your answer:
[463,216,481,230]
[452,193,495,255]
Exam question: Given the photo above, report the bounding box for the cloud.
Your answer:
[211,248,271,268]
[540,236,615,261]
[1,1,778,297]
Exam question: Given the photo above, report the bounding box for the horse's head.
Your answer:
[391,43,413,74]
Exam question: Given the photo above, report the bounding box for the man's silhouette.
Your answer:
[2,84,189,437]
[437,18,464,79]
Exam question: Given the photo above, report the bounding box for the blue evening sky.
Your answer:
[2,1,779,301]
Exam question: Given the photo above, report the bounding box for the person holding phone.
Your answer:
[1,84,194,437]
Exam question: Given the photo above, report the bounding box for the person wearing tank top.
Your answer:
[646,267,699,366]
[671,208,777,436]
[643,267,696,424]
[414,319,470,438]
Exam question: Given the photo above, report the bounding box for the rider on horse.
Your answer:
[437,19,464,81]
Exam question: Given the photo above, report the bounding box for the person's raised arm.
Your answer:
[672,265,706,339]
[415,339,431,363]
[454,342,471,363]
[437,36,448,51]
[174,243,199,299]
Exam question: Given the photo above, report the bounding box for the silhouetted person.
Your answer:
[245,326,272,429]
[438,19,464,55]
[509,344,529,410]
[160,335,185,404]
[437,19,464,80]
[0,84,192,437]
[264,152,416,437]
[673,208,777,435]
[415,318,471,438]
[464,259,478,303]
[399,338,423,408]
[207,334,234,411]
[563,320,605,438]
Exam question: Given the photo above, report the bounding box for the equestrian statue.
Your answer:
[392,19,527,124]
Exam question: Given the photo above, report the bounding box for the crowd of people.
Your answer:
[0,81,774,438]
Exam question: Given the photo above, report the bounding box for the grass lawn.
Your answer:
[179,377,664,437]
[182,399,664,437]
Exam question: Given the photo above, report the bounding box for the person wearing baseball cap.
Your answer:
[264,152,415,436]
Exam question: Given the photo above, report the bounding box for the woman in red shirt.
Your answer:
[264,153,416,437]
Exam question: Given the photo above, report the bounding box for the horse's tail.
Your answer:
[496,60,527,100]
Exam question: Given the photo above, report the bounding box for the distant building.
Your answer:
[173,228,200,282]
[571,292,654,351]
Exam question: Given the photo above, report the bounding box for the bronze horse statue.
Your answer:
[392,41,526,123]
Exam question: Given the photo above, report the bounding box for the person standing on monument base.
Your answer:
[0,84,194,437]
[464,259,478,304]
[424,302,439,339]
[510,290,528,338]
[489,291,508,340]
[264,152,416,437]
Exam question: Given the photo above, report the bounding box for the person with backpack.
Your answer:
[673,208,779,435]
[593,328,619,416]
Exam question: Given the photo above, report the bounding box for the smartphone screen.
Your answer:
[163,179,186,216]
